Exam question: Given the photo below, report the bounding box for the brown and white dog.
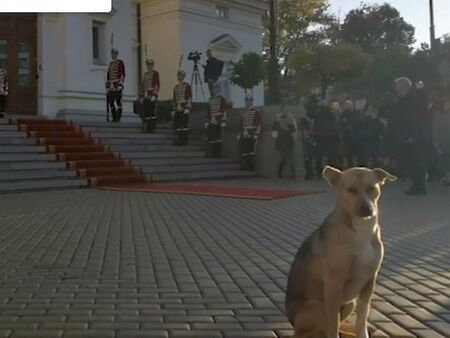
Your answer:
[285,166,397,338]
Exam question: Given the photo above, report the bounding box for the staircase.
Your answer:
[17,119,149,187]
[78,121,256,182]
[0,118,86,193]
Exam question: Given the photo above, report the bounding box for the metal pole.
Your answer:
[268,0,279,104]
[429,0,436,54]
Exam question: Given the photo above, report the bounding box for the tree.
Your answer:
[340,3,415,53]
[263,0,330,74]
[290,43,372,97]
[230,52,266,97]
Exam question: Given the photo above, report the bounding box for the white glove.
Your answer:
[184,109,190,115]
[204,122,209,129]
[211,117,217,125]
[151,96,157,102]
[176,104,182,112]
[171,111,176,118]
[236,134,241,141]
[272,131,278,138]
[221,121,227,128]
[243,129,249,138]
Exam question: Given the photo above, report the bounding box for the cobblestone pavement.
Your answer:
[0,179,448,338]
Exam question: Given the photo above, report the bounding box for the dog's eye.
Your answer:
[347,187,358,194]
[367,185,376,193]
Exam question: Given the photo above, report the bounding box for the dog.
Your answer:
[285,166,397,338]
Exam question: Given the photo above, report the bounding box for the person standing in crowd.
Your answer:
[204,49,224,97]
[394,77,428,195]
[237,95,261,170]
[172,70,192,145]
[361,104,384,168]
[434,97,450,186]
[424,91,439,181]
[141,59,160,133]
[299,113,315,180]
[205,85,228,158]
[0,65,8,118]
[272,104,298,179]
[341,99,363,168]
[301,94,320,180]
[106,48,125,122]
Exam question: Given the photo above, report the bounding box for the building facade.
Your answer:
[0,0,266,120]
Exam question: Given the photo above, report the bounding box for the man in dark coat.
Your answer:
[204,49,224,97]
[394,77,428,195]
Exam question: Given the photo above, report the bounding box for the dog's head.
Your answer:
[323,166,397,218]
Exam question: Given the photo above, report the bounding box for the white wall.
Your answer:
[140,0,181,101]
[38,0,139,118]
[178,0,265,107]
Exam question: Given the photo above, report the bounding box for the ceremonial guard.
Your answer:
[0,66,8,118]
[299,115,316,179]
[237,95,261,170]
[140,59,160,133]
[172,70,192,145]
[106,48,125,122]
[205,86,228,158]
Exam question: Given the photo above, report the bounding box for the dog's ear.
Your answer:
[373,168,397,185]
[322,166,342,186]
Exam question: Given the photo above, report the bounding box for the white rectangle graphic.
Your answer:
[0,0,112,13]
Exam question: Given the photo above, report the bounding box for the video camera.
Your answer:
[188,51,202,63]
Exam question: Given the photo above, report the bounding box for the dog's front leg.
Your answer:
[355,276,376,338]
[324,273,343,338]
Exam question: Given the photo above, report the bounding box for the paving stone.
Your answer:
[170,330,223,338]
[11,330,63,337]
[63,329,115,337]
[412,329,447,338]
[223,330,277,337]
[117,330,168,338]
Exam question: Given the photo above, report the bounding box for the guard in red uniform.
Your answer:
[238,95,261,170]
[205,86,228,158]
[141,59,160,133]
[0,67,8,118]
[172,70,192,145]
[106,48,125,122]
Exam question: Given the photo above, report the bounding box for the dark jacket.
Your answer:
[313,107,340,154]
[204,57,224,82]
[396,90,428,145]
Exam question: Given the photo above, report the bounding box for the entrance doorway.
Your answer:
[0,14,38,114]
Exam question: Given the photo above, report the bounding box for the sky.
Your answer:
[328,0,450,46]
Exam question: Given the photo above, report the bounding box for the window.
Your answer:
[18,42,30,87]
[216,6,229,20]
[0,40,7,69]
[92,21,106,65]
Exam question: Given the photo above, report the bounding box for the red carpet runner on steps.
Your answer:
[16,119,149,187]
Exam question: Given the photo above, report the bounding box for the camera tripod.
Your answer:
[190,61,207,102]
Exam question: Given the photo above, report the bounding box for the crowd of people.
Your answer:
[296,77,450,195]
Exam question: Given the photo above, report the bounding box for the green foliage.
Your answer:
[290,43,372,97]
[230,52,266,95]
[340,3,415,52]
[263,0,330,70]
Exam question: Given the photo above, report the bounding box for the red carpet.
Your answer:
[101,183,323,200]
[16,119,149,187]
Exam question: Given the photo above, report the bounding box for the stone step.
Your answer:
[0,131,28,138]
[153,169,256,182]
[141,162,241,174]
[0,178,87,194]
[109,144,204,153]
[100,138,203,146]
[77,121,142,128]
[0,153,56,162]
[131,157,232,167]
[120,150,205,160]
[0,161,66,171]
[0,145,47,154]
[81,126,143,133]
[0,137,36,145]
[0,124,17,131]
[89,132,170,139]
[0,169,76,183]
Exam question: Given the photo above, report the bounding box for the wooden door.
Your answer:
[0,14,38,114]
